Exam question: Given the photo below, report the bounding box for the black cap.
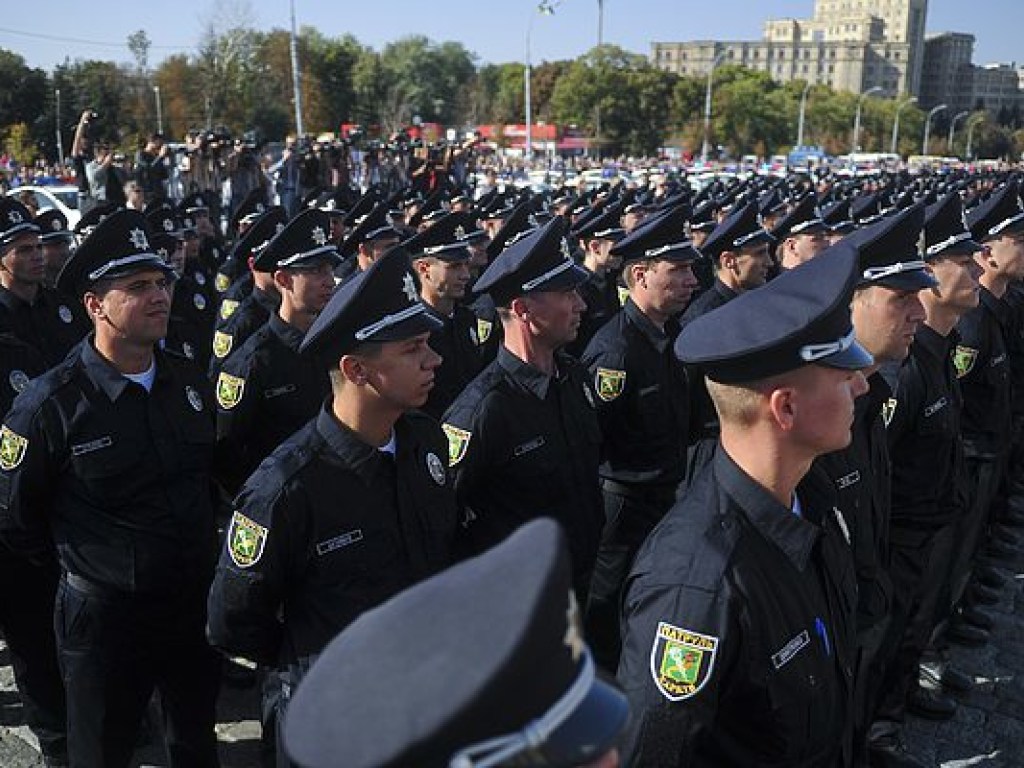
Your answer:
[56,209,175,298]
[700,201,774,259]
[688,200,719,233]
[254,209,342,272]
[72,201,117,237]
[145,202,183,240]
[923,192,983,260]
[402,212,473,262]
[850,192,882,225]
[820,199,855,235]
[675,242,872,383]
[473,217,590,306]
[845,204,937,291]
[0,198,40,250]
[967,179,1024,242]
[611,205,702,264]
[772,194,828,240]
[342,189,383,227]
[180,192,209,214]
[282,519,629,768]
[300,246,442,362]
[485,201,535,259]
[574,205,625,242]
[340,203,399,258]
[35,208,74,243]
[230,188,269,229]
[231,207,288,272]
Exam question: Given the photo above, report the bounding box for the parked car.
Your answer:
[6,185,81,229]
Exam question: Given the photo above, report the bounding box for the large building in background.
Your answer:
[652,0,928,97]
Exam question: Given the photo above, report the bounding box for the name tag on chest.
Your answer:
[71,436,113,456]
[514,436,546,457]
[316,529,363,557]
[264,384,297,399]
[771,629,810,670]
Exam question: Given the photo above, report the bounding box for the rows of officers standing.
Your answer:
[0,162,1023,768]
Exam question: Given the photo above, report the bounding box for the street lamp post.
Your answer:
[525,3,558,161]
[796,81,812,148]
[947,110,969,156]
[852,85,883,154]
[54,88,64,169]
[890,96,917,155]
[965,113,984,160]
[701,50,727,165]
[153,85,163,135]
[289,0,304,136]
[922,103,948,155]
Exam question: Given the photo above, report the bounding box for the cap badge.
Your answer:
[454,224,467,240]
[402,272,418,303]
[276,222,286,234]
[256,202,266,213]
[163,218,174,232]
[560,237,572,261]
[8,211,23,224]
[311,226,328,246]
[51,219,62,231]
[129,227,150,250]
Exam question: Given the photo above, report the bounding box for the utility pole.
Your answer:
[289,0,305,137]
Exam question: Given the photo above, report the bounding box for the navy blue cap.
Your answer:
[72,201,117,237]
[180,192,209,214]
[300,246,442,361]
[282,519,628,768]
[35,208,73,243]
[145,202,183,240]
[229,188,268,229]
[342,189,383,227]
[845,204,937,291]
[611,205,702,264]
[967,179,1024,242]
[402,212,474,262]
[820,199,855,235]
[231,207,288,272]
[772,194,828,240]
[850,192,882,225]
[56,209,175,298]
[341,203,399,258]
[574,205,625,242]
[255,209,342,272]
[474,217,589,306]
[0,198,40,249]
[924,192,983,260]
[485,202,534,259]
[688,200,719,233]
[676,242,872,383]
[758,188,788,217]
[700,201,774,259]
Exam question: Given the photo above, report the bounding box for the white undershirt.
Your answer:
[791,492,803,519]
[123,360,156,392]
[378,430,397,456]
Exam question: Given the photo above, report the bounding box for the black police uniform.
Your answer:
[565,268,620,359]
[166,271,217,368]
[423,303,485,420]
[209,284,280,377]
[0,284,89,367]
[0,341,221,767]
[0,333,67,766]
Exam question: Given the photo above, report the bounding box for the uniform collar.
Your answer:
[497,345,553,400]
[713,447,820,572]
[80,336,171,401]
[623,298,673,353]
[269,313,306,352]
[713,278,738,302]
[315,403,389,483]
[914,323,953,360]
[253,285,281,313]
[0,283,32,310]
[980,286,1012,323]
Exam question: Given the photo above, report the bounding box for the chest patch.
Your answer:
[213,331,233,359]
[316,529,363,557]
[771,629,810,670]
[475,318,493,345]
[650,621,719,701]
[0,425,29,471]
[219,299,240,320]
[441,423,472,467]
[953,345,977,378]
[881,398,897,427]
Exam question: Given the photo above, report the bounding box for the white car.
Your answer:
[5,185,82,230]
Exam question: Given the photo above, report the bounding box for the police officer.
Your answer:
[206,246,457,767]
[0,209,221,767]
[442,217,604,599]
[405,212,487,419]
[0,198,89,366]
[213,208,339,495]
[282,519,628,768]
[580,205,699,669]
[773,193,831,270]
[209,210,287,378]
[35,208,76,290]
[868,193,984,767]
[565,205,625,358]
[617,243,865,767]
[338,202,401,279]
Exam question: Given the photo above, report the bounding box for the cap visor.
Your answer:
[927,239,984,260]
[529,263,590,294]
[873,269,939,291]
[534,674,630,768]
[371,306,445,343]
[819,338,874,371]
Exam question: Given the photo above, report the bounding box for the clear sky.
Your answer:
[1,0,1021,72]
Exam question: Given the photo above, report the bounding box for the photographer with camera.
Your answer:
[71,110,96,214]
[135,132,170,203]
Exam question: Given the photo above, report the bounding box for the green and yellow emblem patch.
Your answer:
[212,331,234,359]
[227,511,268,568]
[650,621,719,701]
[595,367,626,402]
[219,299,240,321]
[881,397,897,427]
[617,285,629,307]
[952,345,978,379]
[476,318,493,345]
[442,423,472,467]
[0,425,28,471]
[215,273,231,293]
[216,373,246,410]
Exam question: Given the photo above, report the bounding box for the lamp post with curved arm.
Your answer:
[701,50,728,165]
[852,86,883,153]
[922,103,947,155]
[525,2,559,161]
[796,81,812,148]
[890,96,917,155]
[947,110,969,156]
[965,113,985,161]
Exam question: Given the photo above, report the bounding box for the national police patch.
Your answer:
[617,285,629,307]
[476,318,493,345]
[650,621,719,701]
[441,423,471,467]
[953,345,978,378]
[227,511,268,568]
[216,372,245,410]
[0,425,29,471]
[595,367,626,402]
[215,273,231,293]
[213,331,234,359]
[219,299,240,320]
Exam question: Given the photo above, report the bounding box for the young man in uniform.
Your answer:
[0,209,221,767]
[207,246,457,767]
[618,243,867,767]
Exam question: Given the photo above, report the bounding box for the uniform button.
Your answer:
[808,674,817,687]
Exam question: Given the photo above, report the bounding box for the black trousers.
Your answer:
[56,574,221,768]
[586,481,675,671]
[945,455,1002,615]
[0,547,66,762]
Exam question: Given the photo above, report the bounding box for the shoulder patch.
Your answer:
[476,318,493,345]
[953,345,978,379]
[881,397,897,427]
[650,621,719,702]
[227,511,268,568]
[219,299,240,320]
[0,425,29,471]
[213,331,234,359]
[215,273,231,293]
[616,285,629,307]
[595,367,626,402]
[216,372,246,410]
[441,423,472,467]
